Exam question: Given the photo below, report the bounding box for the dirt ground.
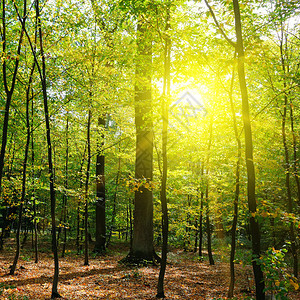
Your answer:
[0,240,299,299]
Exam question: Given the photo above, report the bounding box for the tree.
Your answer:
[232,0,265,297]
[124,18,156,264]
[61,112,69,258]
[205,118,214,266]
[24,0,61,297]
[0,0,25,250]
[278,21,298,278]
[9,53,36,276]
[156,3,171,297]
[95,115,106,253]
[227,59,242,298]
[84,107,92,266]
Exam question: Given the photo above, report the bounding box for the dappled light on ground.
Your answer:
[1,241,298,299]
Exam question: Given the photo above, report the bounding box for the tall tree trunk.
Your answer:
[0,0,24,192]
[0,0,25,251]
[0,138,16,248]
[10,50,34,276]
[194,220,198,253]
[281,94,298,278]
[290,101,300,207]
[23,0,61,296]
[76,144,86,254]
[184,195,192,251]
[198,164,204,258]
[124,19,156,264]
[206,120,214,266]
[32,88,38,263]
[106,142,121,248]
[157,7,170,297]
[61,113,69,258]
[279,35,298,278]
[194,188,199,253]
[206,190,214,265]
[129,200,133,249]
[233,0,265,298]
[228,62,242,298]
[90,2,118,255]
[84,109,92,266]
[95,116,106,253]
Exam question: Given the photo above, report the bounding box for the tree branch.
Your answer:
[204,0,236,48]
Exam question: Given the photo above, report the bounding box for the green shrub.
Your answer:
[258,246,299,299]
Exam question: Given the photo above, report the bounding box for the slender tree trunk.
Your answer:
[76,144,86,254]
[185,195,193,251]
[125,204,129,241]
[95,116,106,253]
[281,98,298,277]
[61,113,69,258]
[205,120,214,266]
[129,199,133,250]
[7,135,16,180]
[10,48,36,274]
[194,189,199,253]
[0,0,25,251]
[228,62,242,298]
[233,1,265,298]
[24,0,61,296]
[157,8,170,297]
[89,5,116,255]
[279,37,298,278]
[0,144,16,246]
[76,198,81,254]
[206,186,214,266]
[0,0,24,194]
[106,143,121,248]
[198,164,204,258]
[32,90,38,263]
[290,101,300,207]
[84,109,92,266]
[194,219,198,253]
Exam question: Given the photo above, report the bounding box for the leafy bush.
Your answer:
[258,246,299,299]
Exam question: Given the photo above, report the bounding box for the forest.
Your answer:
[0,0,299,299]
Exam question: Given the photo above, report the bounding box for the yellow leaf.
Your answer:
[290,279,299,290]
[275,280,280,287]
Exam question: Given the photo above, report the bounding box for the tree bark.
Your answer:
[10,51,35,275]
[279,34,298,278]
[290,101,300,207]
[157,7,170,297]
[0,0,25,251]
[61,113,69,258]
[95,116,106,253]
[198,164,204,258]
[76,143,86,254]
[228,62,241,298]
[23,0,61,296]
[123,19,156,264]
[205,119,214,266]
[233,0,265,298]
[84,108,92,266]
[106,142,121,248]
[31,87,38,263]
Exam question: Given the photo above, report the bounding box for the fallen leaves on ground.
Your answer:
[0,241,299,299]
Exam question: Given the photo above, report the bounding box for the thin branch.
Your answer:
[204,0,236,48]
[253,84,299,119]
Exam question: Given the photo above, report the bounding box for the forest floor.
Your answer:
[0,239,299,300]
